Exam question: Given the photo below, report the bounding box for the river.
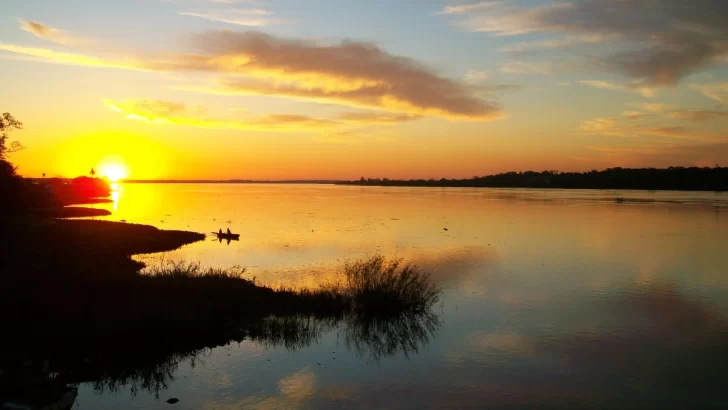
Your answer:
[75,183,728,408]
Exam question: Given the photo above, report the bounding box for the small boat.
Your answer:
[211,232,240,240]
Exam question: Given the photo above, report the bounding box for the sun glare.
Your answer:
[98,160,129,182]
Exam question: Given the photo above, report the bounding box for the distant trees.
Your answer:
[342,167,728,191]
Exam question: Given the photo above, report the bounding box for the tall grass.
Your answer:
[343,255,442,315]
[141,256,441,317]
[145,260,251,281]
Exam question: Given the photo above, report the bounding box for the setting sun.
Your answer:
[98,158,129,182]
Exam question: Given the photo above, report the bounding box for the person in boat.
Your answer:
[226,228,231,235]
[219,228,223,235]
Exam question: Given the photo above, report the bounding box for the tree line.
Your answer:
[341,167,728,191]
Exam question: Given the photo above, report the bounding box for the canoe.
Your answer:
[211,232,240,240]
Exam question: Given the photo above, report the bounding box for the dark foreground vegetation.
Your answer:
[1,217,440,404]
[1,218,441,406]
[342,166,728,191]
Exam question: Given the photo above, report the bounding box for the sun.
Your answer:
[98,157,129,182]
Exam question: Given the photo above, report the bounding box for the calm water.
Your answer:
[75,184,728,409]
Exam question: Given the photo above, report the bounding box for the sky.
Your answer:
[1,0,727,180]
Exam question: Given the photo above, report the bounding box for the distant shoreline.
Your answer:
[122,179,342,184]
[112,166,727,191]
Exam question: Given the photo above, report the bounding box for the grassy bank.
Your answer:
[0,219,441,364]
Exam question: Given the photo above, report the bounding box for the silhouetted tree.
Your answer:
[0,112,23,160]
[0,113,25,215]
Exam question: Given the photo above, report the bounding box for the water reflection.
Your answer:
[1,310,440,403]
[343,311,440,362]
[110,183,121,213]
[57,184,728,408]
[438,283,728,408]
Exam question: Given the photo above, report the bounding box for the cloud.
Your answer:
[642,126,724,142]
[667,109,728,121]
[580,117,628,137]
[499,34,614,55]
[463,70,490,83]
[0,43,146,71]
[627,102,677,113]
[336,111,421,124]
[103,99,424,131]
[162,0,260,4]
[178,9,280,26]
[691,82,728,104]
[438,1,510,15]
[579,80,656,98]
[209,0,257,3]
[103,99,339,131]
[168,31,503,120]
[150,31,504,120]
[1,30,502,121]
[500,61,556,75]
[580,116,724,142]
[443,0,728,86]
[621,111,648,121]
[18,20,92,47]
[588,142,728,170]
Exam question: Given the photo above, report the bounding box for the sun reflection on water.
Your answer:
[110,182,121,213]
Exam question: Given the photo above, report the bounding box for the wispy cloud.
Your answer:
[621,111,649,121]
[103,99,424,130]
[1,30,503,121]
[209,0,258,3]
[586,141,728,168]
[463,70,490,83]
[438,1,510,15]
[667,109,728,121]
[178,9,280,26]
[579,80,656,98]
[162,0,261,4]
[580,116,724,142]
[18,20,93,47]
[621,102,728,122]
[0,43,145,71]
[442,0,728,87]
[627,102,677,113]
[580,117,630,137]
[335,111,421,124]
[103,99,339,131]
[499,34,614,55]
[691,82,728,104]
[500,60,556,75]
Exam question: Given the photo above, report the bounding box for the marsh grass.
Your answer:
[342,255,442,315]
[146,260,251,281]
[142,255,442,317]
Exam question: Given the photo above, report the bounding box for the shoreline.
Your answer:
[0,217,437,359]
